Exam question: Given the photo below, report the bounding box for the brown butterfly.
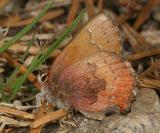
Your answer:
[44,12,137,120]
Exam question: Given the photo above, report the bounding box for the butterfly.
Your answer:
[44,12,137,120]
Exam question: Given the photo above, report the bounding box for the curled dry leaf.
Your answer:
[43,12,137,120]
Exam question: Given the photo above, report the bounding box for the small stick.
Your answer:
[133,0,160,30]
[66,0,81,26]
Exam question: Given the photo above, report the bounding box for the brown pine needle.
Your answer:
[98,0,104,13]
[0,9,64,27]
[126,48,160,61]
[66,0,80,26]
[85,0,96,18]
[140,61,160,78]
[140,78,160,89]
[0,52,41,89]
[133,0,160,30]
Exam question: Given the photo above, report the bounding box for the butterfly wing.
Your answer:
[57,52,136,113]
[49,12,122,83]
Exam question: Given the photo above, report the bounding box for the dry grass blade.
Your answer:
[0,105,35,119]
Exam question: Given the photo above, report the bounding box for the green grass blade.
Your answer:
[5,67,19,88]
[9,54,40,102]
[8,12,84,102]
[36,12,84,67]
[20,35,35,62]
[0,77,7,102]
[0,1,52,53]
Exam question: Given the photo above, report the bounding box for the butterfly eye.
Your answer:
[38,73,48,84]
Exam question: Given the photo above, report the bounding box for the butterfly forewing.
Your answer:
[49,12,122,82]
